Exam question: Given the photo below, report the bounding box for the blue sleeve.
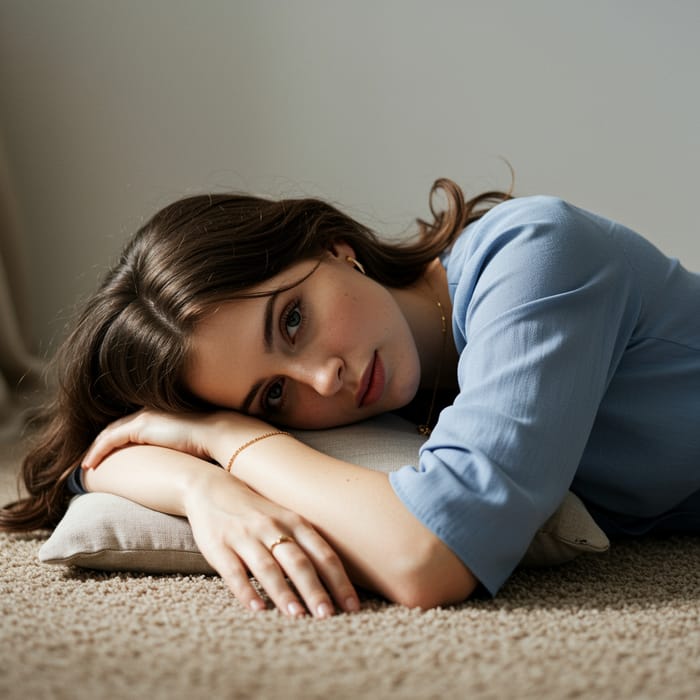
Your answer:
[390,197,639,595]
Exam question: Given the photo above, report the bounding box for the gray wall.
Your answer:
[1,0,698,353]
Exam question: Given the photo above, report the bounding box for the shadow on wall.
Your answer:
[0,132,47,440]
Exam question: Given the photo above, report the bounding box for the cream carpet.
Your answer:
[1,438,698,700]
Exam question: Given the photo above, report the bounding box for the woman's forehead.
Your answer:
[195,257,322,338]
[255,257,323,293]
[183,297,260,405]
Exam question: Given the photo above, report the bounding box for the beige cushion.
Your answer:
[39,414,608,573]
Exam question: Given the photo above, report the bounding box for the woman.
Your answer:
[2,179,699,618]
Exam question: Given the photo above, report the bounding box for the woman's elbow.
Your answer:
[383,539,478,610]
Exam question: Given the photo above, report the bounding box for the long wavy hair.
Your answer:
[0,178,512,531]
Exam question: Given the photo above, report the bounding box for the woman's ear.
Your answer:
[326,240,356,261]
[326,241,366,275]
[327,241,367,275]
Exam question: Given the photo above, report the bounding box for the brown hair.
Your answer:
[0,178,511,531]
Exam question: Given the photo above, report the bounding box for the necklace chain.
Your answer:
[417,279,447,437]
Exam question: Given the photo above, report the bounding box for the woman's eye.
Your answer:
[284,302,303,342]
[264,380,285,410]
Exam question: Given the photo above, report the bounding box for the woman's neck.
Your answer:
[390,258,459,394]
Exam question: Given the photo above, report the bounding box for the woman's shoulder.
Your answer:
[446,195,611,275]
[484,194,573,220]
[443,195,642,317]
[473,195,598,240]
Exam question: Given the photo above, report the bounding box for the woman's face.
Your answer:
[184,243,422,429]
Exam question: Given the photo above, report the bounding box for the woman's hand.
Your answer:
[184,467,359,618]
[81,408,271,470]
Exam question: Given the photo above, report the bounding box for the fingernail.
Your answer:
[345,597,360,613]
[317,602,333,619]
[249,599,265,612]
[287,601,305,617]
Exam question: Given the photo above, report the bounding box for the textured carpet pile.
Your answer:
[1,440,698,699]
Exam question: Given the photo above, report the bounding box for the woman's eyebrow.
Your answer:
[239,291,281,414]
[263,291,280,352]
[240,379,264,415]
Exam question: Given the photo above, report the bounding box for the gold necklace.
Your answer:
[417,279,447,437]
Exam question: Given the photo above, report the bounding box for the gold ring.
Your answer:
[268,535,295,555]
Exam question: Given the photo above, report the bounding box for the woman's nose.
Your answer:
[292,356,344,397]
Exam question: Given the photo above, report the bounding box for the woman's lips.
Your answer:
[357,351,385,408]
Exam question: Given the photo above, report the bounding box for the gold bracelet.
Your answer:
[225,431,291,472]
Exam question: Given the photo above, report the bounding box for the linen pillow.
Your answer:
[39,413,609,573]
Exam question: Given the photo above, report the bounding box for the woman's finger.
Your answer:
[202,542,268,612]
[241,538,311,617]
[266,536,337,618]
[292,528,360,614]
[82,409,201,469]
[82,423,136,468]
[82,411,149,468]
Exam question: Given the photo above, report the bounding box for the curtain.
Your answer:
[0,132,46,440]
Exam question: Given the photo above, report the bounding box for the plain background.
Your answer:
[1,0,698,353]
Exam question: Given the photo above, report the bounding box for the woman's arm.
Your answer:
[209,418,477,608]
[83,410,477,608]
[82,443,361,618]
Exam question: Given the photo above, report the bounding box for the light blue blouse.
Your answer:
[389,196,700,595]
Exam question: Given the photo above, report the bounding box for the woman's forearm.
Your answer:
[207,424,477,607]
[81,444,220,515]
